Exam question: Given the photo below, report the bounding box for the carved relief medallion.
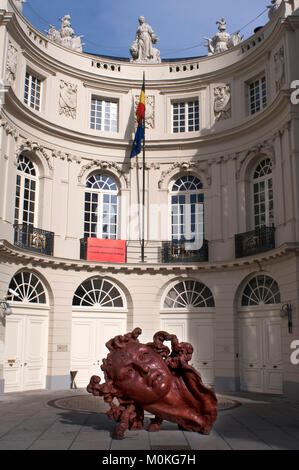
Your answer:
[274,46,285,92]
[6,42,18,85]
[59,80,78,119]
[214,84,231,121]
[134,94,155,129]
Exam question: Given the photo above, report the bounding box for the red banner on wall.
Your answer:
[86,238,126,264]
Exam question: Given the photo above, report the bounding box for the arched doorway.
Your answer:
[238,274,283,394]
[71,277,127,387]
[160,279,215,388]
[4,271,50,392]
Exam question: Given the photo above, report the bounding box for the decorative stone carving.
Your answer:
[59,80,77,119]
[158,161,211,189]
[130,16,161,64]
[214,85,231,121]
[46,14,84,53]
[5,42,18,85]
[16,140,53,171]
[204,19,243,55]
[78,160,129,187]
[14,0,26,14]
[134,94,155,129]
[87,328,217,440]
[274,46,285,91]
[267,0,282,20]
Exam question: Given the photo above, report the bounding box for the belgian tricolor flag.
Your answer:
[130,76,145,158]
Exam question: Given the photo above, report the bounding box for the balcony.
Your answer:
[235,226,275,259]
[161,240,209,264]
[80,237,209,264]
[14,224,54,256]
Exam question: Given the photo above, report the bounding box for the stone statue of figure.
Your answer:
[267,0,282,20]
[46,14,84,53]
[204,19,243,56]
[130,16,161,64]
[87,328,218,440]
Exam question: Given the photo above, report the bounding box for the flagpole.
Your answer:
[141,72,145,263]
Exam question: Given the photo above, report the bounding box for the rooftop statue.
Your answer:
[267,0,283,19]
[130,16,161,64]
[46,14,84,53]
[204,19,243,56]
[87,328,218,440]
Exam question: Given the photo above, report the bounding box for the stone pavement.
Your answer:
[0,388,298,450]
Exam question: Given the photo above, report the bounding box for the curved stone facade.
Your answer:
[0,0,299,397]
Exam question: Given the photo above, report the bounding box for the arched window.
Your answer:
[170,176,204,242]
[14,154,38,227]
[241,275,281,307]
[163,280,215,309]
[6,271,47,304]
[73,277,124,308]
[253,159,274,229]
[84,174,118,239]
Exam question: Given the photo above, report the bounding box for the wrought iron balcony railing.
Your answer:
[80,238,209,264]
[235,226,275,259]
[161,240,209,264]
[14,224,54,256]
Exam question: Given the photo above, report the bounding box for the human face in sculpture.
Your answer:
[111,343,172,405]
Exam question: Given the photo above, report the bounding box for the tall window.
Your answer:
[84,174,118,239]
[24,71,41,111]
[253,159,274,229]
[90,97,118,132]
[248,75,267,115]
[172,100,200,133]
[170,176,204,242]
[14,154,37,227]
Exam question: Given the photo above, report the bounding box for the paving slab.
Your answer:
[0,389,298,451]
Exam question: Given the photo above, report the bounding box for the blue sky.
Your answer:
[22,0,271,59]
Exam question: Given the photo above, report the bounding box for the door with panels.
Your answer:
[4,271,49,392]
[161,279,215,388]
[238,275,283,394]
[71,277,127,388]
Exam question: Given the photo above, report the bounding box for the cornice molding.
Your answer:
[0,239,296,275]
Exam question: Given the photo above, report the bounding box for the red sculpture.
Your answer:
[87,328,217,440]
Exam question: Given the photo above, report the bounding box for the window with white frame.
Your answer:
[253,158,274,229]
[170,176,204,242]
[163,280,215,309]
[24,71,42,111]
[6,271,47,304]
[248,75,267,115]
[72,277,124,308]
[14,154,38,227]
[84,174,119,239]
[241,275,280,307]
[172,100,200,133]
[90,97,118,132]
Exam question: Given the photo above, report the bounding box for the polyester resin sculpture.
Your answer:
[87,328,218,440]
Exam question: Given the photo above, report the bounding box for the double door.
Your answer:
[71,313,127,388]
[160,314,215,388]
[4,313,49,392]
[239,315,283,394]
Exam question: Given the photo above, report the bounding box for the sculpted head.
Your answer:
[138,16,145,25]
[87,328,218,439]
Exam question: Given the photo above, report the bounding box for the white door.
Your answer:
[71,313,127,388]
[161,314,215,388]
[4,313,49,392]
[239,315,283,394]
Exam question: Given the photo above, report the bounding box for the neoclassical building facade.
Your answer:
[0,0,299,397]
